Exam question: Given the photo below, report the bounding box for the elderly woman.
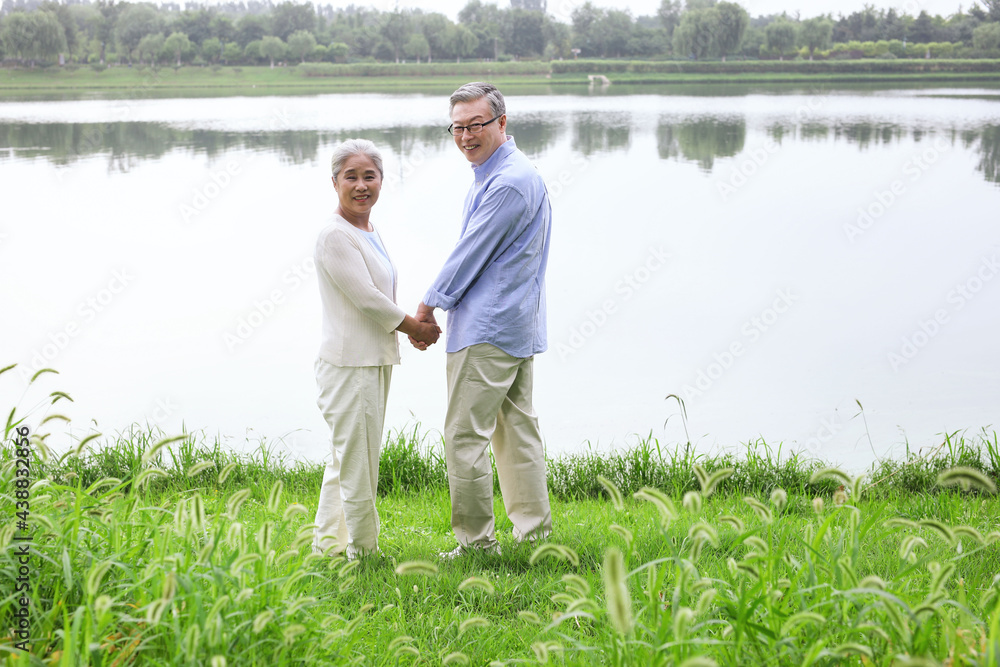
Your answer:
[313,138,439,560]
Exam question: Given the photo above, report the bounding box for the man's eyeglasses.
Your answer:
[447,114,502,137]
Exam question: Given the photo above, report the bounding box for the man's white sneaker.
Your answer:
[439,543,502,559]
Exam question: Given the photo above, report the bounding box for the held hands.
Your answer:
[408,303,440,351]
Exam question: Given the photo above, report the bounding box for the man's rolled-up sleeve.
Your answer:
[423,184,527,311]
[320,229,405,333]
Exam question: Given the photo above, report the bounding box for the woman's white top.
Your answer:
[314,215,405,367]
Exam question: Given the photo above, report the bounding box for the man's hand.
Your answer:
[409,302,439,351]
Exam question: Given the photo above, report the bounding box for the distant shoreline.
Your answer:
[2,60,1000,97]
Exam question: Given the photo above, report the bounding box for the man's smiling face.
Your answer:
[450,97,506,166]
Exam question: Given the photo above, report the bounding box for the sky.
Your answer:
[359,0,972,22]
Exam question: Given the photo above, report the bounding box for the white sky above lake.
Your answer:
[341,0,970,22]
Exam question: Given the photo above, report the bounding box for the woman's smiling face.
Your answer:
[333,153,382,221]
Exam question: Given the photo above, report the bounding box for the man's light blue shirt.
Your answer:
[423,137,551,358]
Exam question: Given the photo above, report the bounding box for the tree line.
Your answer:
[1,0,999,68]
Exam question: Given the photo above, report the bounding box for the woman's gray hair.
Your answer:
[330,138,384,181]
[449,82,506,118]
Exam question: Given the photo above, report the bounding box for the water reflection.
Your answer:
[572,112,631,156]
[665,117,747,171]
[2,116,999,186]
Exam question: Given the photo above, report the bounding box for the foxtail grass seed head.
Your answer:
[458,577,495,594]
[743,497,773,524]
[678,657,719,667]
[673,606,695,639]
[562,573,591,597]
[634,487,678,525]
[141,435,186,465]
[683,491,703,514]
[266,480,285,513]
[610,523,633,547]
[518,610,541,625]
[953,525,985,544]
[85,561,114,598]
[395,647,420,659]
[812,497,824,514]
[695,588,717,616]
[161,571,177,601]
[919,519,956,545]
[442,652,470,666]
[145,599,170,626]
[718,515,744,531]
[698,466,734,497]
[603,548,633,635]
[226,489,252,520]
[858,575,887,591]
[810,467,852,487]
[459,617,489,635]
[283,503,308,520]
[936,466,997,493]
[218,461,238,485]
[833,486,848,506]
[899,535,927,562]
[529,543,580,567]
[597,475,625,510]
[257,521,274,552]
[183,625,201,659]
[134,467,167,490]
[283,624,307,645]
[252,610,275,634]
[770,488,787,510]
[532,642,549,663]
[395,561,439,577]
[186,459,215,477]
[210,657,227,667]
[850,475,865,501]
[94,595,113,619]
[744,536,769,556]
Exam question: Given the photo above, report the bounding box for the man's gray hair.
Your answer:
[449,82,506,118]
[330,138,384,181]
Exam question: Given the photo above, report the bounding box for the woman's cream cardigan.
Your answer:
[314,215,406,367]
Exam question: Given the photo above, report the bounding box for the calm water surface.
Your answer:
[2,85,999,470]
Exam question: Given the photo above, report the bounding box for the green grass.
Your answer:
[2,60,999,98]
[3,367,1000,665]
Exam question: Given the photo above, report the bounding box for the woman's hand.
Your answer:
[397,313,441,351]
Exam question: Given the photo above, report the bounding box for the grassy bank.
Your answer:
[2,420,1000,665]
[1,60,999,97]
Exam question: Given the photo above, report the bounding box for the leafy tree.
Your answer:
[800,17,833,60]
[985,0,1000,21]
[327,41,348,62]
[260,34,286,68]
[910,11,935,43]
[418,12,451,62]
[502,8,546,57]
[287,29,316,62]
[163,30,192,67]
[571,2,605,57]
[379,10,410,63]
[243,39,264,64]
[40,1,78,60]
[210,14,235,44]
[673,7,720,59]
[115,3,163,63]
[445,23,478,62]
[973,22,1000,51]
[235,14,266,48]
[404,32,429,62]
[171,9,214,48]
[600,9,633,58]
[137,32,165,65]
[270,2,316,41]
[543,16,572,59]
[222,41,242,64]
[765,19,797,60]
[201,36,223,63]
[658,0,681,39]
[715,1,748,61]
[0,10,66,65]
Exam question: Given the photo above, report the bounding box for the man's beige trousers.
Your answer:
[312,359,391,559]
[445,343,552,548]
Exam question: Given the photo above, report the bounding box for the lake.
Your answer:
[2,82,998,471]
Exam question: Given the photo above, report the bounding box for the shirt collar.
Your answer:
[473,135,516,178]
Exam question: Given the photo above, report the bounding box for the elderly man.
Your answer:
[414,81,553,557]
